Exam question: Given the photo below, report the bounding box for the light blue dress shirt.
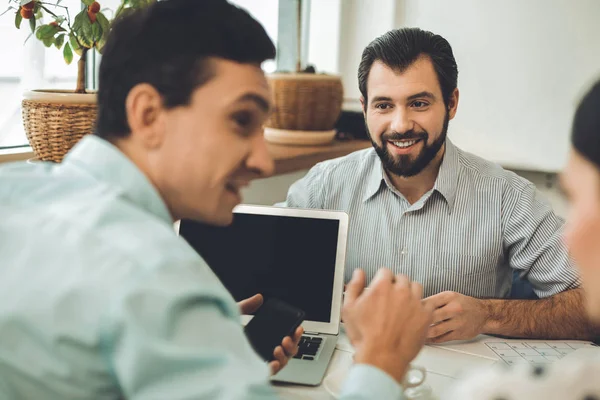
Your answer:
[0,135,403,399]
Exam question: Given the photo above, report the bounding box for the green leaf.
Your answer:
[19,0,32,5]
[29,15,35,33]
[63,42,73,64]
[73,10,94,48]
[91,21,101,43]
[55,34,65,49]
[81,0,94,5]
[69,34,83,56]
[36,24,57,40]
[96,11,109,35]
[42,36,54,47]
[14,9,22,29]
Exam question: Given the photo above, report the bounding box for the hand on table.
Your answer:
[423,291,488,343]
[238,294,304,375]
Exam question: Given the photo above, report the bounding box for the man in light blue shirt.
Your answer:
[0,0,432,399]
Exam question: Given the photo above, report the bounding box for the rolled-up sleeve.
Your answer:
[503,183,580,297]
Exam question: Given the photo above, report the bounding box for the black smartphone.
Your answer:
[244,298,305,362]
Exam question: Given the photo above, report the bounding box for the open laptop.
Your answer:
[178,204,348,386]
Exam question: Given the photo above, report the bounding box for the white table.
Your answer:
[274,327,596,399]
[273,328,460,399]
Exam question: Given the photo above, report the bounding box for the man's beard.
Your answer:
[368,112,449,178]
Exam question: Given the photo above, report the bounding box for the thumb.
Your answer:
[239,294,264,314]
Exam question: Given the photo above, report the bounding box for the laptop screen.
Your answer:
[180,212,340,323]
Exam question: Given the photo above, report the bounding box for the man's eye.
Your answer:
[411,101,429,108]
[233,114,251,127]
[375,103,392,110]
[232,112,255,129]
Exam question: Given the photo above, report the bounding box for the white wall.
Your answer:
[396,0,600,173]
[308,0,600,173]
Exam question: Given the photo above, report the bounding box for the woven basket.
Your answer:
[22,90,97,163]
[266,73,343,131]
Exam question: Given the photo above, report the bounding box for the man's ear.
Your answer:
[125,83,165,149]
[360,96,367,117]
[447,88,460,120]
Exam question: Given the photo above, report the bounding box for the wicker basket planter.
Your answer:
[22,90,97,163]
[265,73,343,145]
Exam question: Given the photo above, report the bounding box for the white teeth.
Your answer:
[392,140,417,148]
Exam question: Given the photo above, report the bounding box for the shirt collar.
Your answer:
[362,152,385,202]
[63,135,173,225]
[361,139,461,212]
[432,138,460,214]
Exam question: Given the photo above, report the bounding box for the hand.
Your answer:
[237,294,304,375]
[342,269,433,383]
[423,291,488,343]
[268,326,303,375]
[238,294,264,315]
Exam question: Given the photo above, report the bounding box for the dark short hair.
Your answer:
[95,0,276,139]
[358,27,458,108]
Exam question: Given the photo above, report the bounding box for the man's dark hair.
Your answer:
[358,27,458,108]
[95,0,275,139]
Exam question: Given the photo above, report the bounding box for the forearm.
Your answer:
[482,288,597,340]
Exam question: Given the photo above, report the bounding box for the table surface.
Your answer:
[273,327,596,399]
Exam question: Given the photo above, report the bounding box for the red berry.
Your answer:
[88,1,100,14]
[20,7,33,19]
[87,9,96,23]
[22,1,35,11]
[49,21,58,27]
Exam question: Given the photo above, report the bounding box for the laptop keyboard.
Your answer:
[294,335,323,361]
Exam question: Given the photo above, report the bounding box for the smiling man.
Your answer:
[283,28,597,342]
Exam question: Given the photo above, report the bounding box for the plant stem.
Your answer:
[75,47,88,94]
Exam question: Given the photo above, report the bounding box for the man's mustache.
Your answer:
[381,130,428,141]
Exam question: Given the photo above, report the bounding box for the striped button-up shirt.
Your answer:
[283,139,580,298]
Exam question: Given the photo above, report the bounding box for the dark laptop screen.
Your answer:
[179,212,340,323]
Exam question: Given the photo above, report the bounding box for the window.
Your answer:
[0,0,283,150]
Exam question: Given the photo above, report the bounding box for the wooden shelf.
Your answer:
[267,140,371,175]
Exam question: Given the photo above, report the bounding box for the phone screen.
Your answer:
[244,298,305,361]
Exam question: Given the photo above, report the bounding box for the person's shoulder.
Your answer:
[0,160,198,272]
[310,147,377,180]
[455,144,532,193]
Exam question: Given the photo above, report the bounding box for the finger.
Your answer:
[344,269,366,306]
[427,318,457,339]
[427,329,460,344]
[369,268,394,290]
[422,291,454,310]
[293,326,304,342]
[238,293,263,314]
[393,274,411,288]
[272,346,287,369]
[431,304,456,325]
[269,360,281,375]
[281,336,297,357]
[411,281,424,299]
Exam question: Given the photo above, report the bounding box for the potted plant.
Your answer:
[264,0,343,146]
[3,0,153,162]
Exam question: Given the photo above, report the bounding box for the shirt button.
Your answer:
[401,249,407,255]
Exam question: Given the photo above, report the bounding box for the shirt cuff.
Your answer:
[340,364,403,400]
